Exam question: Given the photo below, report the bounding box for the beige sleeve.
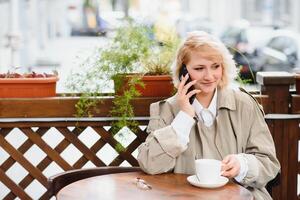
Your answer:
[137,102,186,175]
[240,98,280,188]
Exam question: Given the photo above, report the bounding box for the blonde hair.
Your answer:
[172,31,237,88]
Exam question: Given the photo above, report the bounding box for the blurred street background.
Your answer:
[1,0,300,91]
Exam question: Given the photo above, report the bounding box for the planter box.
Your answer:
[296,74,300,95]
[0,76,58,98]
[116,74,174,97]
[136,75,174,97]
[0,96,166,118]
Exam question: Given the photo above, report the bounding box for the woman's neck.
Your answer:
[196,90,215,108]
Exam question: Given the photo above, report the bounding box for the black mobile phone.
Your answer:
[178,64,196,104]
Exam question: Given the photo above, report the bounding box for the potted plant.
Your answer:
[67,21,180,134]
[0,71,58,98]
[136,31,179,97]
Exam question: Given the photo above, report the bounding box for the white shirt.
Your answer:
[193,89,217,127]
[171,90,248,182]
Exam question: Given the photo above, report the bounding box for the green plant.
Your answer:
[110,75,142,135]
[67,21,179,138]
[142,31,180,75]
[227,46,255,84]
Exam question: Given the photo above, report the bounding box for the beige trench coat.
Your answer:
[137,88,280,200]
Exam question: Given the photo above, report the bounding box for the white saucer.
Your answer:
[187,175,229,189]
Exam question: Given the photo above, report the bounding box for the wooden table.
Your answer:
[57,172,254,200]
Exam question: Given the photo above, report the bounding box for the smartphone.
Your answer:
[178,64,196,104]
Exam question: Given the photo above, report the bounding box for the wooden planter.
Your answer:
[116,74,174,97]
[0,76,58,98]
[296,74,300,94]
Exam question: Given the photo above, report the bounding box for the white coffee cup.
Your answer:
[195,159,221,184]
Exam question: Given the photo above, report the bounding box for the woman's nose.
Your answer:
[204,69,213,79]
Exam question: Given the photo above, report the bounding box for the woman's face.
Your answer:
[186,51,223,96]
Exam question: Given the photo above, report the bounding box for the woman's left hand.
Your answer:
[221,154,241,178]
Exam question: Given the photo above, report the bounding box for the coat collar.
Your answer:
[166,95,180,116]
[217,87,236,111]
[167,87,237,115]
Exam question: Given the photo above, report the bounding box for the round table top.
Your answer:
[57,172,254,200]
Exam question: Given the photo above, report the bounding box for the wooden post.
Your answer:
[265,114,300,200]
[256,72,295,113]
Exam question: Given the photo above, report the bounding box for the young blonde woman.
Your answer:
[137,31,280,200]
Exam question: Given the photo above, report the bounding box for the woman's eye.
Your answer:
[194,67,204,71]
[212,64,220,69]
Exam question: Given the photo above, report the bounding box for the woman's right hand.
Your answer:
[177,74,200,118]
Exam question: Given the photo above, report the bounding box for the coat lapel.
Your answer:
[166,94,181,116]
[215,88,237,158]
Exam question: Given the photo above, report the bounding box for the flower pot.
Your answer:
[295,74,300,94]
[0,76,58,98]
[137,75,174,97]
[115,74,174,97]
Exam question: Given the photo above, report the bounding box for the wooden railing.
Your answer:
[0,117,149,200]
[0,72,299,200]
[265,114,300,200]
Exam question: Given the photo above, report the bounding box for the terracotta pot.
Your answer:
[115,74,174,97]
[138,75,174,97]
[0,76,58,98]
[295,74,300,94]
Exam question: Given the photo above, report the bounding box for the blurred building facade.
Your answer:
[0,0,299,72]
